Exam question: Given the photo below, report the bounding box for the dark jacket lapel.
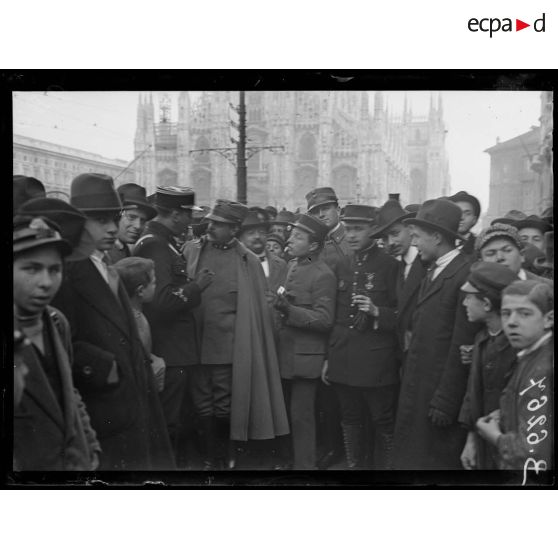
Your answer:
[399,256,426,314]
[417,253,468,306]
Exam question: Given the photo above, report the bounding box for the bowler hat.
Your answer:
[475,223,523,253]
[70,173,122,213]
[273,209,296,225]
[403,199,465,241]
[117,183,157,220]
[341,204,377,223]
[13,175,46,214]
[491,210,527,226]
[292,214,329,242]
[371,199,415,238]
[461,261,518,297]
[18,197,87,250]
[515,215,553,235]
[154,185,202,211]
[207,199,249,225]
[240,209,270,232]
[448,190,481,217]
[13,215,72,257]
[306,187,339,212]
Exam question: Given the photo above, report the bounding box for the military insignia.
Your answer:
[365,273,375,291]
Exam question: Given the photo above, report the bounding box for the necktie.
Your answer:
[418,263,437,298]
[259,255,266,262]
[102,254,122,302]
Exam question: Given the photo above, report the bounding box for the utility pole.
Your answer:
[189,91,284,205]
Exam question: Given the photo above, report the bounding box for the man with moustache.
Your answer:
[371,197,426,361]
[183,200,289,469]
[107,183,156,263]
[133,186,213,462]
[53,173,174,470]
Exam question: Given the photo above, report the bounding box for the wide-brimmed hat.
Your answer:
[403,198,465,241]
[153,186,202,211]
[306,187,339,212]
[460,261,518,298]
[13,215,72,257]
[240,209,270,232]
[206,199,249,225]
[292,214,329,242]
[515,215,553,234]
[71,173,122,213]
[370,199,415,238]
[491,210,527,226]
[341,204,377,224]
[117,183,157,220]
[13,175,46,214]
[448,190,481,217]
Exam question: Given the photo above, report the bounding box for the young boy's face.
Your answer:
[462,293,490,323]
[501,294,553,349]
[142,270,157,304]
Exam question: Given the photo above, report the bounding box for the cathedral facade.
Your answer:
[133,91,450,210]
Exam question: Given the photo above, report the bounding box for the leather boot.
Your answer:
[374,430,394,470]
[341,423,363,469]
[216,418,236,470]
[197,416,219,471]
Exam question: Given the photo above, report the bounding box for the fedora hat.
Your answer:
[153,186,202,211]
[273,209,296,225]
[13,175,46,214]
[341,204,377,223]
[240,209,270,232]
[491,210,527,226]
[403,198,465,241]
[70,173,122,213]
[448,190,481,217]
[117,183,157,220]
[13,215,72,257]
[370,199,415,238]
[515,215,553,235]
[306,187,339,212]
[292,214,329,242]
[206,199,249,225]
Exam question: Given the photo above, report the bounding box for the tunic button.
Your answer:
[83,366,93,376]
[353,282,357,286]
[349,314,354,318]
[349,325,354,329]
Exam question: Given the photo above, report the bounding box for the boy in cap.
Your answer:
[107,183,156,263]
[392,199,481,470]
[266,232,286,259]
[53,173,174,470]
[324,205,400,469]
[476,280,553,475]
[448,190,481,259]
[515,215,553,253]
[183,199,289,469]
[274,215,336,469]
[270,209,296,242]
[133,186,211,465]
[13,215,100,470]
[458,262,518,470]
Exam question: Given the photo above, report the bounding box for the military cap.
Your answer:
[273,209,296,225]
[206,199,249,225]
[515,215,553,235]
[341,204,377,223]
[13,215,72,257]
[461,261,519,297]
[292,214,329,242]
[491,210,527,226]
[240,209,270,232]
[448,190,481,217]
[153,186,202,211]
[371,199,415,237]
[403,198,465,240]
[306,187,339,212]
[475,223,523,253]
[71,173,122,213]
[117,183,157,220]
[13,175,46,214]
[266,232,285,249]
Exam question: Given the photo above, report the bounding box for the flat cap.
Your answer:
[475,223,523,253]
[461,261,519,296]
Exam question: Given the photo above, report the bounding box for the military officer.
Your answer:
[324,204,400,469]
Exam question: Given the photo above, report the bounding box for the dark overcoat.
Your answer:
[393,252,481,470]
[133,221,202,366]
[183,237,289,441]
[14,307,101,471]
[327,243,400,388]
[277,257,336,380]
[52,259,174,470]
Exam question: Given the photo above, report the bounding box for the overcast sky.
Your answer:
[13,90,543,215]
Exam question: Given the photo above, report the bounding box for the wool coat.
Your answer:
[183,237,289,441]
[52,259,175,470]
[393,252,482,470]
[14,307,101,471]
[277,257,336,380]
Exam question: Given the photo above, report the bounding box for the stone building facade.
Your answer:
[13,134,136,200]
[133,91,451,210]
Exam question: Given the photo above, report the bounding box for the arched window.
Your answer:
[299,133,317,161]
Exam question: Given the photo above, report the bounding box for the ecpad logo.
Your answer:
[468,13,546,37]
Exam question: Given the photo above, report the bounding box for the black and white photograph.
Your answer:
[4,73,555,488]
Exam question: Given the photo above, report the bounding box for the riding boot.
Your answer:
[341,423,363,469]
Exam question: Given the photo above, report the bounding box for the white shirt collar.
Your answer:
[431,248,461,280]
[517,268,528,280]
[403,245,418,265]
[517,331,553,359]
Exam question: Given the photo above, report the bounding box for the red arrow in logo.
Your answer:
[516,19,530,31]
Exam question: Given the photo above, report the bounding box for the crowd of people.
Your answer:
[12,172,554,476]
